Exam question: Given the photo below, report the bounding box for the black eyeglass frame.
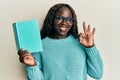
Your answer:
[54,15,75,24]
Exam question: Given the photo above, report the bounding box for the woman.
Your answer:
[18,3,103,80]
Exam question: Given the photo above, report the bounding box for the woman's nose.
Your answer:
[61,19,67,25]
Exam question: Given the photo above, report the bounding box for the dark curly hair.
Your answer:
[40,3,79,39]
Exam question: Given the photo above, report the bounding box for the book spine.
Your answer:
[12,23,20,50]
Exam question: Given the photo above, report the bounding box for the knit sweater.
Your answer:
[26,35,103,80]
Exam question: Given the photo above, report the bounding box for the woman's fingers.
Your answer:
[83,22,87,33]
[83,22,95,35]
[18,48,23,56]
[92,27,96,34]
[83,22,91,33]
[22,54,36,66]
[18,49,30,62]
[17,49,36,66]
[20,53,32,63]
[19,53,29,62]
[87,25,91,32]
[79,33,85,41]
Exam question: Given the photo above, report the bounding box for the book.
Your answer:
[12,19,43,53]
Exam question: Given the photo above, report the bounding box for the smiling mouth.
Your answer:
[59,27,68,32]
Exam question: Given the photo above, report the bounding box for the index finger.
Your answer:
[92,28,96,34]
[83,22,87,33]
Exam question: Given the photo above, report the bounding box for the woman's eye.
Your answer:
[66,18,72,22]
[56,16,62,20]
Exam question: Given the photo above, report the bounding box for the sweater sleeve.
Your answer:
[25,52,43,80]
[84,45,103,79]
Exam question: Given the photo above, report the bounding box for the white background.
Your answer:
[0,0,120,80]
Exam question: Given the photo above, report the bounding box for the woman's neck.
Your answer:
[49,34,69,39]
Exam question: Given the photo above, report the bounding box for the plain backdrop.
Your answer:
[0,0,120,80]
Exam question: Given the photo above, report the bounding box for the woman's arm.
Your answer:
[84,45,103,79]
[25,52,43,80]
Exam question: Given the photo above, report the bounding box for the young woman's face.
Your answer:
[53,7,73,38]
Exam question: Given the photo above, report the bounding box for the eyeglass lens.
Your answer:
[55,15,74,24]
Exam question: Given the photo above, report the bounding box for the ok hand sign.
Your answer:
[79,22,95,48]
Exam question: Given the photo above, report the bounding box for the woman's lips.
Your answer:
[59,27,68,32]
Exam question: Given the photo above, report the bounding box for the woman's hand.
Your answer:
[79,22,95,48]
[17,49,36,66]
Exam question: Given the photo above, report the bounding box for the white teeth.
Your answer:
[60,27,67,31]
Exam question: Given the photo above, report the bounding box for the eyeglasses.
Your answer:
[54,15,75,24]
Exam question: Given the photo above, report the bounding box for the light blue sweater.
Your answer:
[26,35,103,80]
